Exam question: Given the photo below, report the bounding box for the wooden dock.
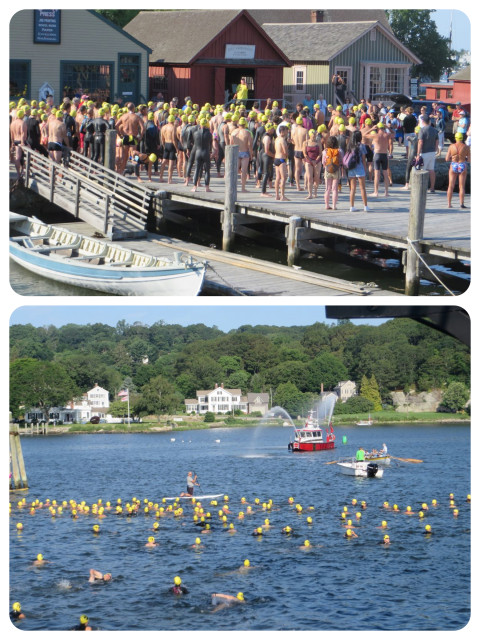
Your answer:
[11,145,470,295]
[56,220,395,296]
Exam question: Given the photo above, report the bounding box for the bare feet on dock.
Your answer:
[261,193,273,198]
[205,187,213,192]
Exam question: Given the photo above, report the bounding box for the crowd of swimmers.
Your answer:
[10,485,470,629]
[9,94,470,210]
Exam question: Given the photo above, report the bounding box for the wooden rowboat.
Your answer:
[9,214,206,296]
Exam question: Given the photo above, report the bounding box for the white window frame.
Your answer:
[293,65,307,93]
[361,62,411,100]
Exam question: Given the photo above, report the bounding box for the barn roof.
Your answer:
[263,21,421,64]
[124,9,289,65]
[249,9,392,31]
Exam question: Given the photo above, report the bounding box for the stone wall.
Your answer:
[390,389,443,413]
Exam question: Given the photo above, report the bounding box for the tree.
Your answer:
[10,358,76,422]
[387,10,456,80]
[334,396,374,415]
[440,382,470,413]
[273,382,306,417]
[133,375,182,420]
[360,375,383,411]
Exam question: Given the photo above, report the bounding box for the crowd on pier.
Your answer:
[9,89,471,210]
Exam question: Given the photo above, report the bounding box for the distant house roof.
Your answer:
[124,9,289,65]
[247,393,269,403]
[249,9,392,31]
[449,66,471,82]
[91,10,152,53]
[263,21,421,64]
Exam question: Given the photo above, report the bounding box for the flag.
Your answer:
[118,390,129,402]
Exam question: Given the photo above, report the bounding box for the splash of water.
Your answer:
[262,406,296,427]
[312,392,337,424]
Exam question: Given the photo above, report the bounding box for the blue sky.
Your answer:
[432,9,471,52]
[10,305,389,332]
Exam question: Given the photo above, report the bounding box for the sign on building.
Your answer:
[225,44,256,59]
[34,9,61,44]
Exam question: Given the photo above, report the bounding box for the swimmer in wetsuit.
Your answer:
[70,614,92,630]
[92,109,108,165]
[190,119,213,192]
[10,602,25,621]
[171,576,188,595]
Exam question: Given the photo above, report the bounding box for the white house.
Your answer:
[26,383,110,423]
[333,380,357,402]
[185,383,248,415]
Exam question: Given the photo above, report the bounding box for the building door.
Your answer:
[334,66,352,103]
[225,68,255,104]
[118,54,140,104]
[214,67,225,106]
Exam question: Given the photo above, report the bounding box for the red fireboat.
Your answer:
[288,411,336,452]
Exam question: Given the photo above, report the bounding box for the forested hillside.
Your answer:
[10,319,470,418]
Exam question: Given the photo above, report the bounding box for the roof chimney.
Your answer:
[311,10,324,23]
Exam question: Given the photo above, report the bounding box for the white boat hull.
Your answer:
[9,215,206,296]
[337,461,384,478]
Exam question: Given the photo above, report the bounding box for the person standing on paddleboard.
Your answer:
[186,471,199,496]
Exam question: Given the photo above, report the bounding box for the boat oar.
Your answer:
[390,455,423,464]
[325,460,339,465]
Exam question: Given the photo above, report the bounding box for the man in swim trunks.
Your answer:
[274,125,289,201]
[47,110,69,164]
[292,117,308,190]
[230,117,253,192]
[115,102,145,175]
[364,122,394,197]
[88,569,112,583]
[160,115,178,184]
[10,109,28,178]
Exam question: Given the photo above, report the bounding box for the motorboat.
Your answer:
[355,414,373,426]
[9,214,206,296]
[336,458,384,477]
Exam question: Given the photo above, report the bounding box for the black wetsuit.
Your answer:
[92,117,108,164]
[261,133,275,194]
[26,116,48,157]
[144,121,160,171]
[83,118,95,158]
[185,124,200,179]
[64,112,78,152]
[216,120,227,174]
[192,127,213,186]
[253,124,266,180]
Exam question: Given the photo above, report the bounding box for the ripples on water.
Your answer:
[9,425,470,631]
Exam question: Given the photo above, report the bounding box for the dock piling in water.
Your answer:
[405,169,429,295]
[9,422,28,490]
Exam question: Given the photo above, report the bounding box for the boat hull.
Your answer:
[289,441,335,452]
[365,455,391,465]
[337,461,384,477]
[10,241,205,296]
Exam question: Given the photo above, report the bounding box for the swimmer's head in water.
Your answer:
[148,536,155,543]
[13,602,21,612]
[36,554,43,561]
[237,592,244,601]
[80,615,89,625]
[174,576,182,586]
[244,559,250,567]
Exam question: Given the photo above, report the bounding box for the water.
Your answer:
[10,424,470,631]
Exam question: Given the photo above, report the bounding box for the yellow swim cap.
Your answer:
[296,116,303,125]
[237,592,244,601]
[244,559,250,567]
[37,554,43,561]
[174,576,182,586]
[80,615,89,625]
[148,153,157,163]
[148,536,155,543]
[304,540,311,547]
[13,602,22,612]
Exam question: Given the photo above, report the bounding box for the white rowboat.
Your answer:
[10,214,206,296]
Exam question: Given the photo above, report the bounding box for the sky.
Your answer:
[9,304,390,332]
[431,9,471,52]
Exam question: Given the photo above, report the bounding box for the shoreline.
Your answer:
[17,416,470,436]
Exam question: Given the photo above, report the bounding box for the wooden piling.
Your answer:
[222,145,238,252]
[9,422,28,490]
[404,169,429,295]
[105,129,117,172]
[286,216,303,267]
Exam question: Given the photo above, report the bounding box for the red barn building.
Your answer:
[421,65,471,112]
[124,9,290,106]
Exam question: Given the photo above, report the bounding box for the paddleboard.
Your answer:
[163,493,224,501]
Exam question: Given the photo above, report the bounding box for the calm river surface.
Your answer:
[10,424,470,631]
